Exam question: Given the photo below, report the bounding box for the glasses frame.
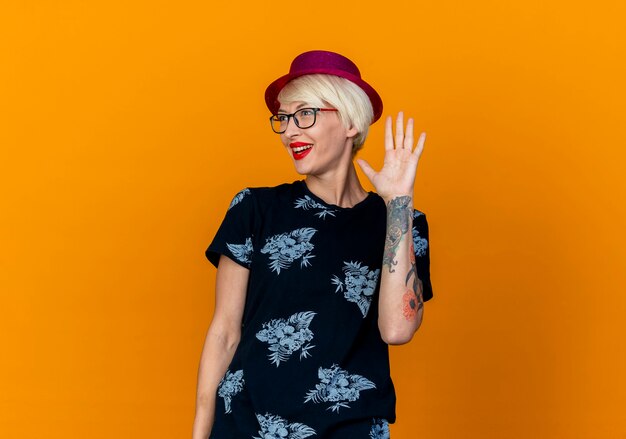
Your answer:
[269,107,338,134]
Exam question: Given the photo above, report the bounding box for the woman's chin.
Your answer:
[291,160,312,176]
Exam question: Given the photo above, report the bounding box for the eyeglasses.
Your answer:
[269,108,338,134]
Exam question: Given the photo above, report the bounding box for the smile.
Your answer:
[292,145,312,152]
[290,142,313,160]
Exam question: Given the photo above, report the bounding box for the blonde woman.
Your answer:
[193,50,433,439]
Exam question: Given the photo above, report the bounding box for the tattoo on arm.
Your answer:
[403,275,424,321]
[403,219,424,321]
[382,196,424,321]
[382,196,412,273]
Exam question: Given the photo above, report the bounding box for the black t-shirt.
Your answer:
[206,180,433,439]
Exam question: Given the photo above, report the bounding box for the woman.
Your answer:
[193,50,433,439]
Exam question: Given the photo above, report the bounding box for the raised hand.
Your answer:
[356,112,425,202]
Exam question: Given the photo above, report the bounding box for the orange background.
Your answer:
[1,1,625,438]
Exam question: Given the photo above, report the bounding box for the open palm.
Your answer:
[357,112,426,201]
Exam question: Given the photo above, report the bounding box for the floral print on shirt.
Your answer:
[253,413,316,439]
[294,195,337,219]
[412,227,428,258]
[260,228,317,274]
[256,311,316,367]
[226,237,254,265]
[369,418,390,439]
[331,261,380,317]
[412,210,428,257]
[217,369,244,414]
[228,188,251,210]
[304,364,376,412]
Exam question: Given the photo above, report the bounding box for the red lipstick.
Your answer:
[289,142,313,161]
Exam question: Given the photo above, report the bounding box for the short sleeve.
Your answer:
[205,188,256,269]
[412,209,434,301]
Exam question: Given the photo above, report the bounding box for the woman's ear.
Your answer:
[346,125,358,139]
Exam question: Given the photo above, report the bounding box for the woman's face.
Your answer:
[278,101,358,177]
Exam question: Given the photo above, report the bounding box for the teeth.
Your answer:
[293,145,312,153]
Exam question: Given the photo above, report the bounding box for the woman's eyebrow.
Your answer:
[277,103,309,113]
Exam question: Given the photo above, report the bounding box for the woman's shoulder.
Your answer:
[224,181,306,216]
[237,180,305,203]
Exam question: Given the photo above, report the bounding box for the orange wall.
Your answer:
[1,1,625,438]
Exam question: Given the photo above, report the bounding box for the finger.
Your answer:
[413,132,426,159]
[395,112,404,148]
[404,118,414,150]
[384,116,393,151]
[356,158,376,181]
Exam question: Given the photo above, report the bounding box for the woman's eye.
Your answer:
[276,115,289,122]
[300,110,314,117]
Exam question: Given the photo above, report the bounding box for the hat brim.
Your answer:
[264,68,383,124]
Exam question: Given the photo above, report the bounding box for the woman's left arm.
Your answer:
[357,112,426,345]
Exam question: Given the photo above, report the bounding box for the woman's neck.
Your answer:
[304,163,368,208]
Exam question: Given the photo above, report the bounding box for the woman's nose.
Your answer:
[283,117,301,137]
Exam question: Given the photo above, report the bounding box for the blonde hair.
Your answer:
[277,74,374,154]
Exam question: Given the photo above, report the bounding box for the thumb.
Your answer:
[356,159,376,182]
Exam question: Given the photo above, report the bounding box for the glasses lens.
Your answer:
[294,108,316,129]
[271,115,288,133]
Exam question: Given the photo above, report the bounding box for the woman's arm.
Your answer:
[357,112,426,345]
[377,194,423,344]
[192,255,249,439]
